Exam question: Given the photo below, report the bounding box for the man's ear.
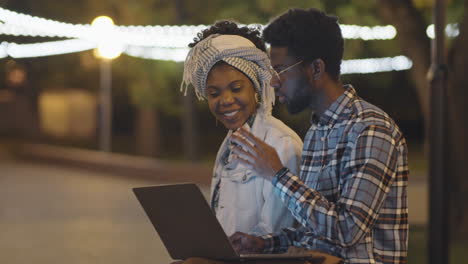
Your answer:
[304,59,325,81]
[311,59,325,80]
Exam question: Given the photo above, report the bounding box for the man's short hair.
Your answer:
[263,8,344,81]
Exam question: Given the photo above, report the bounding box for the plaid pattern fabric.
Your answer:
[263,85,409,264]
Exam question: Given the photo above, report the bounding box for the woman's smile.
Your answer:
[220,109,241,120]
[206,62,258,130]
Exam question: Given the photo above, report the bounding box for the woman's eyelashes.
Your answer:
[231,86,241,92]
[207,88,220,98]
[207,85,242,98]
[208,91,219,98]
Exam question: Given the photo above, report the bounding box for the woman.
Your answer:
[181,21,302,236]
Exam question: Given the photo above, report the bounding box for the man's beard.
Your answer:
[286,95,310,114]
[285,81,312,114]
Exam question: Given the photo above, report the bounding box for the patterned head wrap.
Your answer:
[180,34,275,116]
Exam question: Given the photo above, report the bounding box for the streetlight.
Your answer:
[91,16,122,152]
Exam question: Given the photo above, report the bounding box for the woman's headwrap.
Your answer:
[180,34,275,116]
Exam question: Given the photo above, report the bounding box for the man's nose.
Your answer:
[270,76,281,94]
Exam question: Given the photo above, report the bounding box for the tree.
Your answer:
[375,0,468,240]
[3,1,466,235]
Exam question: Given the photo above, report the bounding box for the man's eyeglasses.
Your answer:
[270,60,303,83]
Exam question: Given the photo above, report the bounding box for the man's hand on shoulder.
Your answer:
[229,232,265,254]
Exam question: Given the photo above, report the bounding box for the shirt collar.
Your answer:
[247,113,256,128]
[314,84,356,126]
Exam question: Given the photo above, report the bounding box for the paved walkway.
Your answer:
[0,154,210,264]
[0,147,428,264]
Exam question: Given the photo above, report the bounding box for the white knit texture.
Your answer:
[180,34,275,116]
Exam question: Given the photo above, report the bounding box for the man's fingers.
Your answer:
[230,134,259,156]
[231,146,256,163]
[228,232,264,254]
[231,153,255,169]
[229,232,247,253]
[236,127,264,147]
[229,232,243,244]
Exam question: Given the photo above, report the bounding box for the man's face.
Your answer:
[269,46,312,114]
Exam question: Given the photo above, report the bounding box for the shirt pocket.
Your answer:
[226,169,256,184]
[221,169,260,212]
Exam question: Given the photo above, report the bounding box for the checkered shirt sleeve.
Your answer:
[263,124,402,252]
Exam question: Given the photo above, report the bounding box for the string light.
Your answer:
[0,7,416,74]
[0,42,8,58]
[0,7,397,42]
[341,55,412,74]
[2,39,96,58]
[0,38,413,75]
[341,25,396,40]
[124,46,189,61]
[426,23,459,39]
[0,7,92,39]
[126,45,413,75]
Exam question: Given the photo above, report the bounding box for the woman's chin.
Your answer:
[224,123,241,131]
[219,120,244,131]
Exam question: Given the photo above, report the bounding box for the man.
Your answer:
[229,8,409,264]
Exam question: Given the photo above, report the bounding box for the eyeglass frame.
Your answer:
[270,60,304,83]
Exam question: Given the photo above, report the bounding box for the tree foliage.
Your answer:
[2,0,467,239]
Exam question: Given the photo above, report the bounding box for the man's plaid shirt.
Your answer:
[262,85,409,264]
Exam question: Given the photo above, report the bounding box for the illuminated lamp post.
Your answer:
[91,16,122,152]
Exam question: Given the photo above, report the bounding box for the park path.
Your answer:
[0,152,211,264]
[0,146,427,264]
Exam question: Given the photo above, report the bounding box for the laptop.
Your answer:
[133,183,340,263]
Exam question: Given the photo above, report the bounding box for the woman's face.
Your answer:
[206,63,258,130]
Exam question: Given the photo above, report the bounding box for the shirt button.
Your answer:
[321,137,325,141]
